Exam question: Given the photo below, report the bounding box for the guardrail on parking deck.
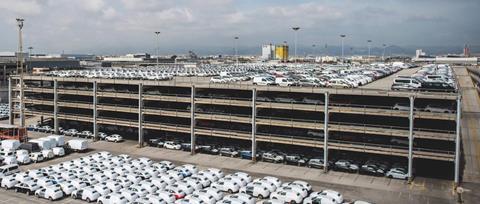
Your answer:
[16,75,459,100]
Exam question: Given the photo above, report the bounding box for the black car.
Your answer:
[285,155,307,166]
[420,82,455,92]
[148,138,165,147]
[334,159,359,173]
[360,164,382,176]
[198,145,219,155]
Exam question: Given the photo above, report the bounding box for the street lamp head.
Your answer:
[154,31,160,35]
[16,18,24,29]
[292,27,300,31]
[367,40,372,43]
[234,37,239,40]
[383,44,386,47]
[340,34,346,38]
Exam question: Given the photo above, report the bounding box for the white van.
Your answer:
[52,147,65,157]
[0,164,20,177]
[253,76,275,86]
[41,149,55,159]
[391,77,421,90]
[275,78,296,86]
[3,156,17,165]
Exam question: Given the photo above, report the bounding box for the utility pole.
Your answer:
[234,36,239,67]
[155,31,160,68]
[292,27,300,63]
[16,18,25,128]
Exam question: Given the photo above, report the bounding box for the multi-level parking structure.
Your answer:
[8,74,462,185]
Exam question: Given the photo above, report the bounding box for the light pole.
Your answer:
[292,27,300,63]
[382,44,387,61]
[154,31,160,67]
[312,44,316,62]
[16,18,25,127]
[340,34,346,59]
[367,40,372,60]
[234,36,239,67]
[28,46,33,73]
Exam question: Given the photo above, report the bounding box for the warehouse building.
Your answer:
[9,75,461,184]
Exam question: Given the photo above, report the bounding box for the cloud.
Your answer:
[0,0,43,16]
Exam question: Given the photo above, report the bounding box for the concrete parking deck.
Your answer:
[0,132,460,204]
[361,67,420,90]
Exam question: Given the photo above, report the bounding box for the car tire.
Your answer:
[36,194,40,198]
[14,188,18,192]
[228,189,233,194]
[258,194,263,199]
[86,198,91,203]
[388,175,393,179]
[291,200,297,204]
[49,197,53,201]
[98,201,103,204]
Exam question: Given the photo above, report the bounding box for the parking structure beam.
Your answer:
[191,85,196,155]
[324,92,329,173]
[19,77,25,127]
[8,77,13,125]
[92,81,98,141]
[53,79,59,134]
[454,96,462,187]
[408,95,415,183]
[251,88,257,162]
[138,83,144,147]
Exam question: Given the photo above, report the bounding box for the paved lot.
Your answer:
[361,67,421,90]
[0,132,464,204]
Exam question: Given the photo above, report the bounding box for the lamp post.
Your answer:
[312,44,316,62]
[16,18,25,127]
[28,46,33,73]
[234,36,239,67]
[367,40,372,60]
[382,44,387,61]
[340,34,346,59]
[154,31,160,67]
[292,27,300,63]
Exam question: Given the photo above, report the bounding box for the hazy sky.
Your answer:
[0,0,479,55]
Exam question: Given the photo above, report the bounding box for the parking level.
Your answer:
[0,132,456,203]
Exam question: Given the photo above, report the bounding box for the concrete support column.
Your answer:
[190,85,196,155]
[454,96,462,187]
[323,92,329,172]
[93,81,98,141]
[138,83,144,147]
[19,77,25,127]
[408,96,415,183]
[53,80,59,134]
[8,77,13,125]
[251,88,257,162]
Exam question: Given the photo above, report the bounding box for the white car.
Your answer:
[224,193,255,204]
[93,184,112,196]
[119,190,140,202]
[52,147,65,156]
[1,175,18,189]
[97,192,128,204]
[158,161,175,170]
[29,152,44,163]
[283,180,312,192]
[303,196,337,204]
[153,190,176,203]
[270,190,303,204]
[71,187,101,203]
[240,183,271,199]
[386,168,409,180]
[211,179,241,193]
[58,181,76,195]
[35,185,64,201]
[195,187,224,201]
[164,141,182,150]
[317,189,344,204]
[424,104,454,113]
[232,172,252,183]
[105,134,123,142]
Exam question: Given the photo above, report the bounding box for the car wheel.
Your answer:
[86,198,91,203]
[388,175,393,179]
[49,197,53,201]
[291,200,297,204]
[98,201,103,204]
[228,189,233,194]
[36,194,40,198]
[258,194,263,199]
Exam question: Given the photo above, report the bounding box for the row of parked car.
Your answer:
[0,151,370,204]
[27,125,124,143]
[391,64,457,92]
[147,140,410,180]
[0,103,10,119]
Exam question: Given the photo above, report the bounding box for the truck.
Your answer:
[67,139,88,152]
[47,135,65,146]
[1,140,20,151]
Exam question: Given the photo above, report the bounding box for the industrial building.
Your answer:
[8,74,461,183]
[275,44,289,62]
